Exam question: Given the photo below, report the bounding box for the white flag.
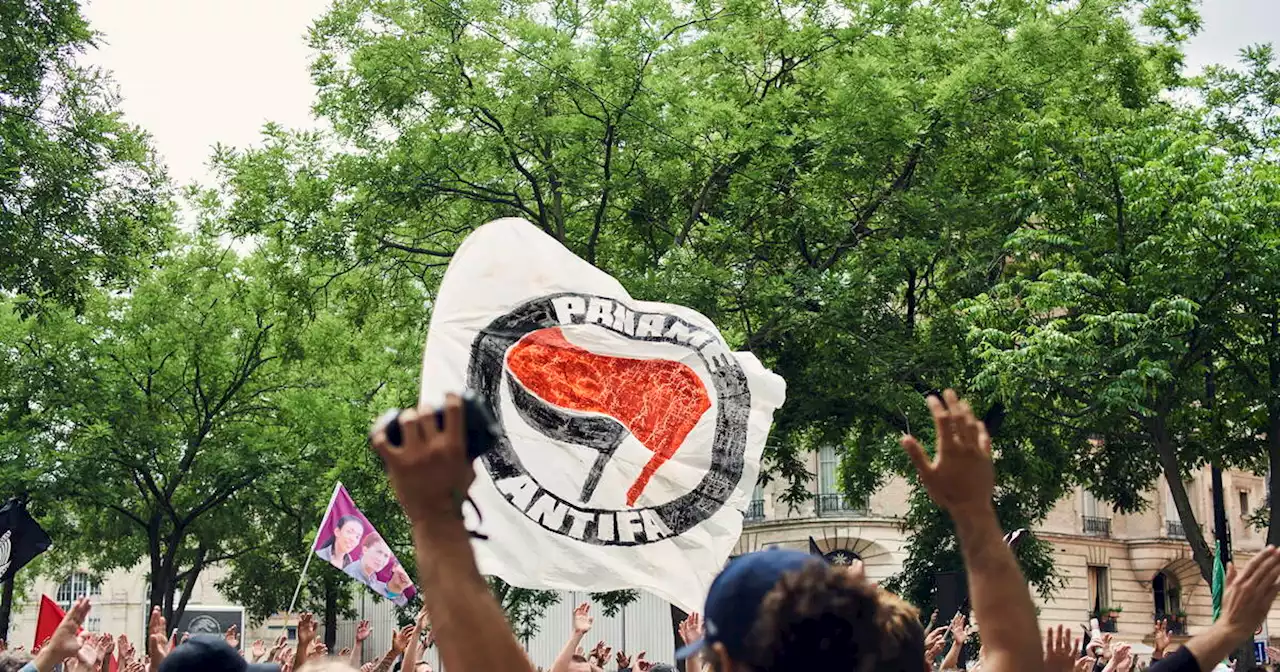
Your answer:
[419,218,786,611]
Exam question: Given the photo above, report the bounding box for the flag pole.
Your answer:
[282,483,342,633]
[281,549,315,633]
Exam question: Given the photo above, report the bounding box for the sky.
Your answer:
[80,0,1280,188]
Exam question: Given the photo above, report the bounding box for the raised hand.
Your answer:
[1112,643,1134,672]
[925,626,949,660]
[1152,619,1171,658]
[1220,546,1280,639]
[355,620,373,643]
[635,651,652,672]
[572,602,593,634]
[94,633,115,661]
[43,599,99,668]
[588,640,612,665]
[1044,625,1079,672]
[391,624,416,655]
[370,394,477,523]
[297,613,317,646]
[615,650,631,668]
[147,606,171,666]
[678,612,703,645]
[949,612,967,640]
[224,625,240,650]
[901,390,995,515]
[251,640,266,662]
[268,636,287,662]
[309,642,328,657]
[116,635,134,664]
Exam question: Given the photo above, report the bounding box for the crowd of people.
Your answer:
[2,390,1278,672]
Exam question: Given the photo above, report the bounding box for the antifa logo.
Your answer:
[468,293,752,547]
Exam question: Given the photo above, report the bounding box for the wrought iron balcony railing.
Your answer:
[1083,515,1112,537]
[817,493,867,517]
[745,499,765,522]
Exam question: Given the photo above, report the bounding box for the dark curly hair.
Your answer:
[728,563,925,672]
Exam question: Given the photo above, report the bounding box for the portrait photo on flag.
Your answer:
[419,218,786,612]
[312,483,417,606]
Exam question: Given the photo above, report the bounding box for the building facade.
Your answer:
[737,448,1278,653]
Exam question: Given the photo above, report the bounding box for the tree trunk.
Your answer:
[324,574,339,650]
[1151,416,1215,584]
[1268,354,1280,547]
[0,574,14,641]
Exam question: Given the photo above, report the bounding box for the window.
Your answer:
[816,446,862,515]
[1082,489,1101,518]
[1082,490,1111,536]
[1153,571,1182,619]
[1239,491,1250,517]
[818,445,839,495]
[1087,566,1110,616]
[746,481,765,521]
[56,573,101,607]
[86,617,102,632]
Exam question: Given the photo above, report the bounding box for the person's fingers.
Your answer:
[901,435,932,477]
[1237,546,1278,591]
[443,393,465,444]
[925,394,948,433]
[402,406,429,445]
[943,389,960,416]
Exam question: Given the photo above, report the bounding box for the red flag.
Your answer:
[33,595,65,652]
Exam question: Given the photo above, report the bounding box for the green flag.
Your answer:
[1212,540,1226,622]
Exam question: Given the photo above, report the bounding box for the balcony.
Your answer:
[745,499,765,522]
[816,493,867,517]
[1082,516,1112,537]
[1166,520,1186,539]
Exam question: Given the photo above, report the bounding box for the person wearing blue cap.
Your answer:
[675,391,1045,672]
[158,636,279,672]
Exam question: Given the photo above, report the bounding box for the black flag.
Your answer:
[808,537,825,560]
[0,498,51,582]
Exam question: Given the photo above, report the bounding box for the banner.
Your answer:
[0,498,51,582]
[312,484,417,606]
[419,218,786,611]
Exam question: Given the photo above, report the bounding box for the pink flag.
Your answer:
[313,483,418,606]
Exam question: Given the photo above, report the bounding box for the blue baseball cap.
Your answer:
[159,635,279,672]
[676,549,819,661]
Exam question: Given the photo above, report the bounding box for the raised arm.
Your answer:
[902,391,1044,672]
[551,603,592,672]
[1149,546,1280,672]
[939,613,967,670]
[370,395,533,672]
[292,613,319,672]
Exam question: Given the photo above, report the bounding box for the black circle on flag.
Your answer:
[467,293,751,547]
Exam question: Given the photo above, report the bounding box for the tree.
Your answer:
[1200,46,1280,547]
[0,0,171,308]
[208,0,1206,603]
[0,242,391,628]
[961,107,1270,583]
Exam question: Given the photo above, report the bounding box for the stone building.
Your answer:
[736,446,1278,653]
